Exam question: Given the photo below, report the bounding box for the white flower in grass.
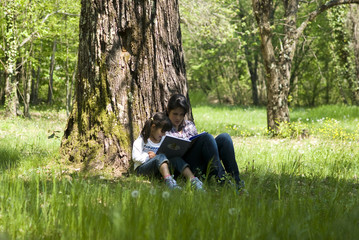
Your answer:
[149,188,157,195]
[131,190,139,198]
[162,191,170,199]
[228,208,239,216]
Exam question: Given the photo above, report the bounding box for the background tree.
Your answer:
[0,0,80,115]
[252,0,359,132]
[60,0,189,174]
[350,5,359,104]
[3,0,19,116]
[231,0,264,106]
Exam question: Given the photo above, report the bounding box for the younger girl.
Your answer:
[132,112,204,190]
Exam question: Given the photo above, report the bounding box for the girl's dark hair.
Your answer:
[166,93,189,114]
[141,112,172,143]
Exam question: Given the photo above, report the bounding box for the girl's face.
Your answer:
[168,107,186,130]
[150,125,166,143]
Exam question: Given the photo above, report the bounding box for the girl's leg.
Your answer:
[181,167,194,179]
[215,133,242,186]
[136,157,161,177]
[182,166,204,190]
[169,157,204,190]
[184,133,226,180]
[156,154,181,189]
[137,154,180,189]
[159,162,171,177]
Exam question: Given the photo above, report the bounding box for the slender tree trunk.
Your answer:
[4,0,19,117]
[245,49,259,106]
[32,65,41,104]
[31,42,42,105]
[65,15,72,116]
[47,38,57,105]
[67,64,76,116]
[24,57,32,118]
[350,5,359,105]
[61,0,189,175]
[0,71,4,104]
[65,53,71,116]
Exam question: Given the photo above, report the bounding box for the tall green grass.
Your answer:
[0,105,358,239]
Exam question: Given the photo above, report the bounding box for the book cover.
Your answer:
[157,132,206,158]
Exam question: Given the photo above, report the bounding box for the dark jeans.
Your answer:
[136,154,189,178]
[216,133,241,185]
[184,132,241,185]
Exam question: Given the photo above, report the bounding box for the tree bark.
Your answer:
[61,0,189,175]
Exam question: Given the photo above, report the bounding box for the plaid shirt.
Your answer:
[166,120,198,140]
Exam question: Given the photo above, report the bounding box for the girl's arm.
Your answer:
[185,121,198,137]
[132,137,150,167]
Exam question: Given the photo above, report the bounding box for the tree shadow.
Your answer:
[240,170,359,202]
[0,148,21,171]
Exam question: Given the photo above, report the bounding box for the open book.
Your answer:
[156,132,206,158]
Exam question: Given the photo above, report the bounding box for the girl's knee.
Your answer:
[217,132,232,143]
[155,154,168,166]
[201,133,217,145]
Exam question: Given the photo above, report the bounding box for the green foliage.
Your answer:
[0,0,80,108]
[180,0,251,105]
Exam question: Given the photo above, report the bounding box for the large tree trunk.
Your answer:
[61,0,189,175]
[252,0,291,131]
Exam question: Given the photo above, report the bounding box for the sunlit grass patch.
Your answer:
[193,105,267,136]
[312,117,359,141]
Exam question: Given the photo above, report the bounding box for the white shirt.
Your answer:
[132,135,164,170]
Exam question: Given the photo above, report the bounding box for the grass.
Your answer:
[0,105,359,239]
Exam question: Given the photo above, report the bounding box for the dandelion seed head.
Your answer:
[162,191,170,199]
[228,208,238,216]
[149,188,157,195]
[131,190,139,198]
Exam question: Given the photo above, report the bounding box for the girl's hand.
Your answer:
[148,151,156,159]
